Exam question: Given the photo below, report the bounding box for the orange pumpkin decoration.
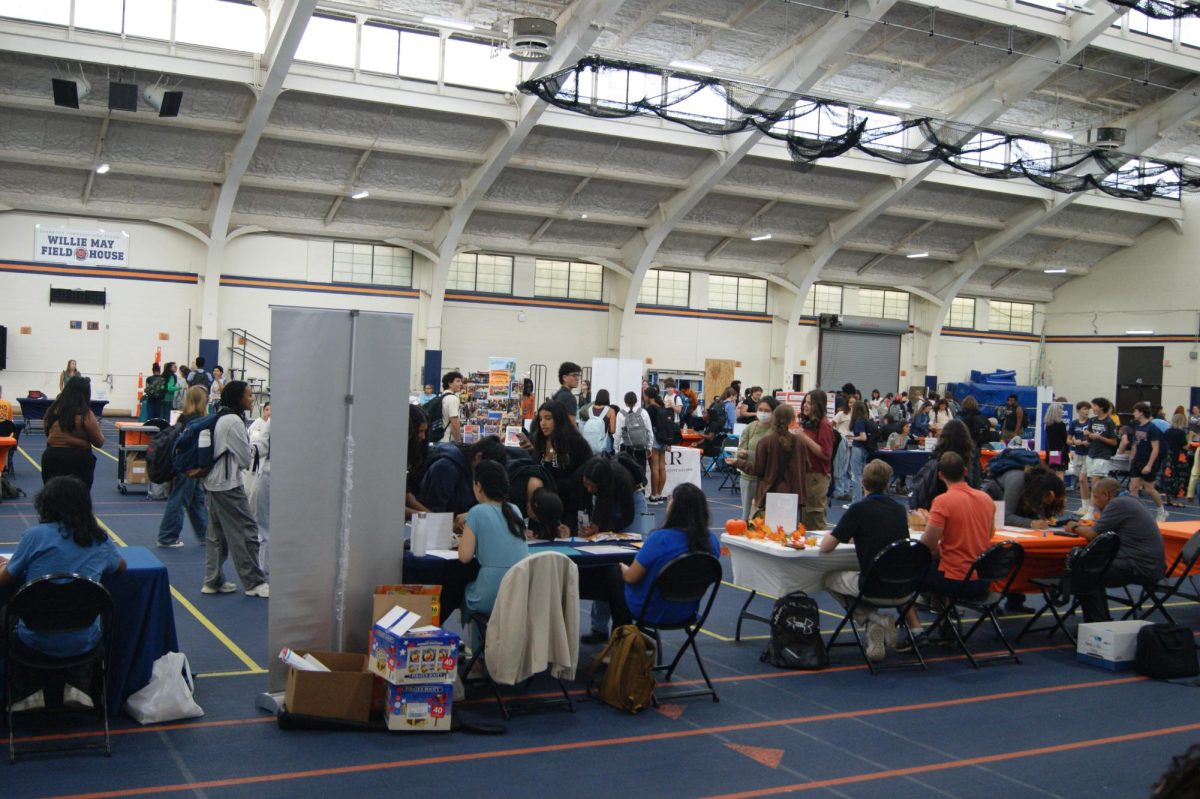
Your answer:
[724,519,747,536]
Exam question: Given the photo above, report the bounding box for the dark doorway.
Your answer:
[1115,346,1163,417]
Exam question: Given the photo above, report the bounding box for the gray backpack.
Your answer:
[621,409,651,450]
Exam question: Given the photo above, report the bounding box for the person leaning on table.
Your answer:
[1062,478,1165,623]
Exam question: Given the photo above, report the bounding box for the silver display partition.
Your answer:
[265,307,411,694]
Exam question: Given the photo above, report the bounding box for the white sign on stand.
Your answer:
[647,446,701,494]
[764,493,799,533]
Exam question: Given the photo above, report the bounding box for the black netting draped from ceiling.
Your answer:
[518,56,1200,201]
[1107,0,1200,18]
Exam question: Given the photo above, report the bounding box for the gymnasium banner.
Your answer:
[35,224,130,267]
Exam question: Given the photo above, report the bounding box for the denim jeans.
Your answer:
[850,446,867,502]
[157,476,208,545]
[834,439,852,497]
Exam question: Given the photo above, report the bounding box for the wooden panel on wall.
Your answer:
[704,358,736,403]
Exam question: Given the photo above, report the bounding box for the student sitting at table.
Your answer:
[1063,478,1165,623]
[900,452,995,647]
[604,483,720,628]
[0,476,126,711]
[459,461,529,652]
[416,436,507,516]
[910,402,932,439]
[986,462,1065,612]
[820,459,910,662]
[561,456,636,537]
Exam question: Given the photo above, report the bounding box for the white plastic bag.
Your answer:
[124,652,205,724]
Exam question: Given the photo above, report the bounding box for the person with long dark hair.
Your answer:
[607,483,720,627]
[42,376,104,489]
[643,386,670,503]
[157,386,210,548]
[459,460,529,649]
[58,359,81,392]
[797,389,835,530]
[406,404,431,518]
[202,381,268,597]
[909,418,984,513]
[520,400,593,485]
[728,403,807,518]
[0,476,126,709]
[562,456,636,536]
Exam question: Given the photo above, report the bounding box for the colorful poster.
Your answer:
[487,357,516,399]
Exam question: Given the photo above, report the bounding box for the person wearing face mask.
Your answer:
[733,397,779,521]
[796,389,835,530]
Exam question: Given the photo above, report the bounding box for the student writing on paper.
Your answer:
[459,461,528,651]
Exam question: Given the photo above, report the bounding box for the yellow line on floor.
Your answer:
[94,446,118,462]
[16,445,39,470]
[194,668,268,678]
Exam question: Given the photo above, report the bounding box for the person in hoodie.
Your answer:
[416,436,508,516]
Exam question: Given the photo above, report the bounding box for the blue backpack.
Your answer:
[986,448,1042,479]
[173,414,226,478]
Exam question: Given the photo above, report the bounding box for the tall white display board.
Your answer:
[591,357,644,409]
[266,307,411,691]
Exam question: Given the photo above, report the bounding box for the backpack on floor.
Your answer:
[172,414,226,479]
[1135,624,1200,681]
[147,423,184,484]
[1,476,25,500]
[620,409,652,451]
[423,392,453,443]
[587,624,656,713]
[761,591,828,670]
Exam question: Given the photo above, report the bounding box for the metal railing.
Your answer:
[227,328,270,400]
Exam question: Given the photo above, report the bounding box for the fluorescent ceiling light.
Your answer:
[579,213,588,219]
[906,251,929,259]
[95,162,110,174]
[1125,330,1154,335]
[1043,268,1068,273]
[1185,156,1200,165]
[350,190,369,199]
[422,16,474,31]
[669,60,713,74]
[1041,129,1075,141]
[876,99,912,110]
[1055,2,1096,14]
[750,233,772,241]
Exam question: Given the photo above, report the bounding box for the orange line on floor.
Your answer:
[46,674,1142,799]
[696,721,1200,799]
[14,715,277,745]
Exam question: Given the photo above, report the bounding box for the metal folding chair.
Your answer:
[636,552,723,702]
[1015,532,1120,645]
[926,541,1026,668]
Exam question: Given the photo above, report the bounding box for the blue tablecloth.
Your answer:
[16,398,109,432]
[875,449,932,479]
[1,546,178,716]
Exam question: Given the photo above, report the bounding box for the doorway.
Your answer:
[1115,346,1163,417]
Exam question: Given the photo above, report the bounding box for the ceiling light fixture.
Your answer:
[1125,330,1154,335]
[668,60,713,74]
[350,190,369,199]
[906,251,929,259]
[876,99,912,110]
[1186,157,1200,165]
[579,213,588,219]
[95,163,110,175]
[422,16,474,31]
[1055,2,1096,14]
[750,233,772,241]
[1043,268,1068,273]
[1041,129,1075,141]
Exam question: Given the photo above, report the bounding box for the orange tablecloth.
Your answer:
[999,521,1198,594]
[0,436,15,469]
[680,430,705,449]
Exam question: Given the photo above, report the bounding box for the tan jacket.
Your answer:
[484,551,579,685]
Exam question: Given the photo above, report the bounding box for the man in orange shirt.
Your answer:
[902,451,995,642]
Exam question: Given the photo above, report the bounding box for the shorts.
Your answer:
[1130,459,1158,480]
[1084,457,1111,478]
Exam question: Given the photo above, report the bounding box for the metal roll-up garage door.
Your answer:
[817,315,906,395]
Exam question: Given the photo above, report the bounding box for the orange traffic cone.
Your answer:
[137,371,144,389]
[155,346,162,364]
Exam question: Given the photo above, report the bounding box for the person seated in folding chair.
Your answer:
[819,459,910,662]
[459,461,529,664]
[0,476,126,711]
[900,452,995,648]
[604,483,720,628]
[1062,478,1165,623]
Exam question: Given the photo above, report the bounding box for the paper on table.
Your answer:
[764,492,798,532]
[424,549,460,560]
[577,544,639,555]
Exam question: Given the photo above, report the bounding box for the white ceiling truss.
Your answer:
[0,0,1197,320]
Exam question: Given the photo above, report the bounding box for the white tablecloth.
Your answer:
[721,533,860,596]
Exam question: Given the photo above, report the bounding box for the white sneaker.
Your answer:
[10,690,44,712]
[63,685,94,709]
[201,581,237,594]
[875,613,899,649]
[1156,506,1169,523]
[865,616,887,663]
[245,583,270,598]
[1072,504,1091,517]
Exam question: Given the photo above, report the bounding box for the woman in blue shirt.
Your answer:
[609,483,720,627]
[0,476,125,710]
[848,400,872,502]
[460,460,529,649]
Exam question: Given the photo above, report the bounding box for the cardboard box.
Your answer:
[369,615,460,685]
[372,585,441,627]
[1076,620,1153,671]
[382,682,453,732]
[284,650,375,723]
[126,454,148,484]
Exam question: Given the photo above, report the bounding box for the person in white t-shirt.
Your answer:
[441,371,464,443]
[832,395,854,499]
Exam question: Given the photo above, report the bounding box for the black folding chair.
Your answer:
[1119,529,1200,622]
[826,539,932,674]
[636,552,723,702]
[926,542,1026,668]
[5,573,113,762]
[1015,532,1120,645]
[700,434,728,479]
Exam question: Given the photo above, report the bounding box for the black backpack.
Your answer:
[760,591,828,670]
[650,405,679,447]
[423,392,452,443]
[147,422,184,484]
[1135,624,1199,680]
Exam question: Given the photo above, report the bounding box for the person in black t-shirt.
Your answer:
[552,361,581,430]
[820,459,909,662]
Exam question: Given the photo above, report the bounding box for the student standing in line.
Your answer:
[847,400,872,503]
[1160,413,1189,508]
[733,396,777,522]
[726,402,806,519]
[202,381,268,598]
[642,386,670,504]
[1077,397,1119,519]
[41,377,104,489]
[614,391,653,473]
[1129,401,1168,522]
[157,386,210,548]
[440,370,464,443]
[1043,401,1068,480]
[796,389,834,530]
[1068,401,1092,508]
[143,362,166,421]
[552,362,582,430]
[831,396,853,499]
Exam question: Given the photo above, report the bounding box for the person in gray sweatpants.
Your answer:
[202,381,268,598]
